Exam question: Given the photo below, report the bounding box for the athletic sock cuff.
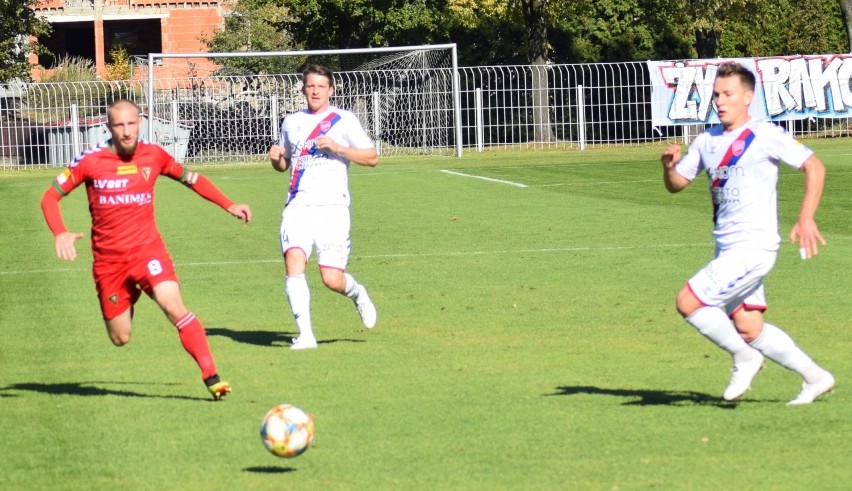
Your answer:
[175,312,197,330]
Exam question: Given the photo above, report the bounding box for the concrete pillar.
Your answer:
[94,0,105,77]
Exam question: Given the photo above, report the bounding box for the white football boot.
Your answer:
[354,285,377,329]
[722,352,764,401]
[787,371,835,406]
[290,336,318,350]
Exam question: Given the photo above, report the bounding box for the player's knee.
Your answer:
[105,312,132,346]
[319,268,345,292]
[732,309,764,342]
[108,331,131,346]
[675,288,700,318]
[321,275,343,292]
[675,301,690,318]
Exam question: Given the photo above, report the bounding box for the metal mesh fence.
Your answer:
[2,60,850,169]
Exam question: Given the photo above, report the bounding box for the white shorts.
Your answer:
[280,205,351,270]
[687,248,777,316]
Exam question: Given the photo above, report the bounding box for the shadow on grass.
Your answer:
[206,327,290,346]
[243,466,297,474]
[0,382,209,402]
[207,327,367,348]
[550,385,738,408]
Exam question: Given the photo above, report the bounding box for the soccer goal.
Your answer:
[143,44,462,163]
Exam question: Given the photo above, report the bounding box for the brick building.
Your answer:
[31,0,226,80]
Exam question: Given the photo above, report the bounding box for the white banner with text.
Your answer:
[647,55,852,125]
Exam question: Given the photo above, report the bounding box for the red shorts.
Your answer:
[92,241,179,320]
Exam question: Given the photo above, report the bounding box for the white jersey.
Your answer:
[278,106,374,208]
[675,119,813,251]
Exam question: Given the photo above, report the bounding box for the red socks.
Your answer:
[175,312,218,381]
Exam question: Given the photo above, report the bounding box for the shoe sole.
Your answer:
[290,343,317,350]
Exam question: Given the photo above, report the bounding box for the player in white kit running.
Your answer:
[268,65,379,350]
[661,62,834,405]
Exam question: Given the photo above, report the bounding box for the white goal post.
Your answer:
[145,44,463,160]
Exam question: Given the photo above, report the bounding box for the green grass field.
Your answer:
[1,141,850,490]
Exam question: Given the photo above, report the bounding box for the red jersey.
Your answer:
[43,141,234,261]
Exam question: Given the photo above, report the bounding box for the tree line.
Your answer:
[2,0,852,82]
[204,0,851,72]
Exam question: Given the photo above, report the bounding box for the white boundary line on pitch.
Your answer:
[440,169,528,187]
[221,168,424,179]
[0,243,708,276]
[531,179,659,187]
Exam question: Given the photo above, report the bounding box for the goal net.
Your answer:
[143,44,461,164]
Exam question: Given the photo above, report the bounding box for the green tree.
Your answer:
[549,0,847,63]
[711,0,846,57]
[104,45,131,81]
[783,0,848,55]
[446,0,558,139]
[0,0,51,82]
[445,0,526,64]
[839,0,852,50]
[694,0,846,58]
[520,0,554,141]
[276,0,446,52]
[203,0,303,75]
[550,1,679,62]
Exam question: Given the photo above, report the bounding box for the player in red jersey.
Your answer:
[40,99,252,400]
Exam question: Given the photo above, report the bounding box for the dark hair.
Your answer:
[302,65,335,88]
[715,62,755,91]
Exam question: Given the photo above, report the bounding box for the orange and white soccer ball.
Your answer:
[260,404,315,458]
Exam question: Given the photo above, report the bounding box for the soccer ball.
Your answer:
[260,404,315,458]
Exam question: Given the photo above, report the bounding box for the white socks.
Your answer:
[687,308,824,383]
[750,322,823,383]
[286,272,370,340]
[285,274,314,339]
[343,273,361,301]
[685,307,760,364]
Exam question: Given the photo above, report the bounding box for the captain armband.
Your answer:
[181,170,200,186]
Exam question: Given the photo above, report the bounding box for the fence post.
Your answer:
[474,88,483,152]
[453,68,463,157]
[270,93,279,140]
[147,53,154,143]
[577,85,586,150]
[70,103,80,154]
[372,92,381,156]
[171,99,178,140]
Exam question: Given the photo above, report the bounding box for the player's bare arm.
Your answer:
[269,144,290,172]
[314,136,378,167]
[40,187,85,261]
[789,155,827,259]
[53,231,85,261]
[228,204,253,224]
[661,144,690,193]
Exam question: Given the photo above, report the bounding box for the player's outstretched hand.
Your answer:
[268,144,284,162]
[789,218,826,260]
[228,204,252,224]
[55,232,84,261]
[661,144,682,169]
